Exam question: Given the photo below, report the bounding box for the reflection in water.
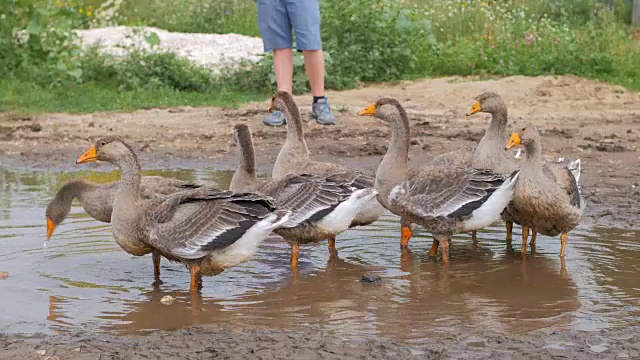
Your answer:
[0,167,638,343]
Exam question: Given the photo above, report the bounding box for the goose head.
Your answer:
[232,124,252,148]
[358,98,405,123]
[268,91,297,114]
[506,126,540,150]
[45,189,73,239]
[76,136,136,166]
[466,91,507,117]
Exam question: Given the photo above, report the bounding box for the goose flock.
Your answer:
[45,91,585,291]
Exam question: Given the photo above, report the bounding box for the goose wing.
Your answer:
[139,176,207,200]
[325,169,375,190]
[393,167,515,219]
[543,161,582,206]
[258,173,354,227]
[144,190,278,259]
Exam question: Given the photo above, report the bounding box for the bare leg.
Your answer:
[505,221,513,247]
[290,243,300,270]
[273,48,294,93]
[471,231,477,243]
[152,251,162,284]
[400,224,413,248]
[521,226,529,254]
[560,232,568,258]
[189,264,202,292]
[428,239,439,257]
[302,50,325,97]
[440,238,450,263]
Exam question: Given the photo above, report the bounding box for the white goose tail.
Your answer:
[463,171,520,231]
[316,188,378,234]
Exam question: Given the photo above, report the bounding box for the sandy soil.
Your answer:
[1,75,638,229]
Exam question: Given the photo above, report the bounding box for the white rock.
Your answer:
[74,26,264,73]
[160,295,175,305]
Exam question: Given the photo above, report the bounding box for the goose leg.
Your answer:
[505,221,513,247]
[521,226,529,254]
[291,243,300,270]
[560,232,568,258]
[428,239,439,257]
[530,227,537,245]
[152,251,163,285]
[400,247,412,273]
[440,238,450,263]
[327,236,337,256]
[471,231,477,243]
[400,224,413,248]
[189,264,202,292]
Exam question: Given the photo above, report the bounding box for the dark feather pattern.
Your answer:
[142,189,278,259]
[394,168,513,220]
[256,173,356,228]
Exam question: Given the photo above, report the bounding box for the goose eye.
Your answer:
[100,141,106,146]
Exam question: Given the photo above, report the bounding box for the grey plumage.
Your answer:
[76,136,289,288]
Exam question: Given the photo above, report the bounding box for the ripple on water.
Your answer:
[0,167,638,343]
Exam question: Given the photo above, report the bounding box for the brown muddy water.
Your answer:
[0,167,638,345]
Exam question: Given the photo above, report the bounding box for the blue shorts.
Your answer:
[257,0,322,52]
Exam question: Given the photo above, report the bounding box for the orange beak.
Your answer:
[46,217,56,240]
[466,101,482,116]
[76,145,97,164]
[358,103,376,116]
[506,132,522,150]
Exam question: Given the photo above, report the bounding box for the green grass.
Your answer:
[0,79,265,114]
[117,0,260,36]
[1,0,639,115]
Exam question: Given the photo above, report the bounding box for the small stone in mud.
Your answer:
[35,349,46,356]
[29,123,42,132]
[160,295,175,305]
[361,274,381,283]
[0,271,8,279]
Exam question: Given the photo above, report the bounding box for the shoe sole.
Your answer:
[310,115,335,125]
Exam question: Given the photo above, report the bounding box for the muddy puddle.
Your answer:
[0,167,638,345]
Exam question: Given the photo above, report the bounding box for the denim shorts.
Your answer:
[257,0,322,52]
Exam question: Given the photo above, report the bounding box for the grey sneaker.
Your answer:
[311,97,336,125]
[263,110,287,126]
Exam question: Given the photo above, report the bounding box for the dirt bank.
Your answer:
[1,75,638,229]
[2,324,639,359]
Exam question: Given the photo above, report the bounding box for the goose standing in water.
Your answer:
[465,91,521,245]
[467,92,581,250]
[359,98,519,262]
[505,126,584,256]
[76,137,290,291]
[229,124,376,269]
[46,176,203,283]
[268,91,385,252]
